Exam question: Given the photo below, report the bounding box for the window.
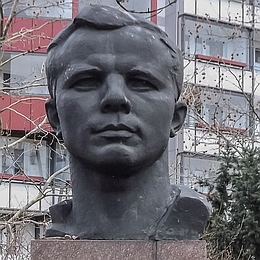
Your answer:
[185,86,250,131]
[203,104,225,126]
[255,48,260,63]
[255,48,260,70]
[5,52,47,95]
[192,170,209,193]
[250,0,260,6]
[49,143,70,182]
[35,224,40,239]
[3,73,10,88]
[0,138,49,178]
[180,153,220,192]
[3,0,72,19]
[78,0,151,19]
[254,29,260,69]
[254,97,260,135]
[55,152,67,173]
[196,37,224,58]
[184,18,249,64]
[188,0,250,23]
[2,148,24,174]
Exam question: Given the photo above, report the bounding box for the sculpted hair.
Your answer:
[45,5,183,100]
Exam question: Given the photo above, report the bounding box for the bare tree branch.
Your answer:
[116,0,177,14]
[0,164,69,231]
[2,0,19,40]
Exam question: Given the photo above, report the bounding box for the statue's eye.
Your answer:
[72,77,99,91]
[128,79,158,92]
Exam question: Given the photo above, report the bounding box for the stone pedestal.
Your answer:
[31,239,206,260]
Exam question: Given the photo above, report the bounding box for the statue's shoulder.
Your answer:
[153,185,211,240]
[46,199,73,237]
[46,186,211,240]
[172,184,211,214]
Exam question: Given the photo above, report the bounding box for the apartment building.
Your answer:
[0,0,257,256]
[164,0,260,190]
[0,0,74,257]
[0,0,156,257]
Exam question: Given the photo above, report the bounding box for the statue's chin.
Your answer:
[71,145,162,173]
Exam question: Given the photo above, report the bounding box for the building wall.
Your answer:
[3,0,260,229]
[4,1,259,254]
[78,0,151,19]
[0,222,45,259]
[2,0,258,198]
[166,0,260,187]
[0,4,73,247]
[0,1,155,244]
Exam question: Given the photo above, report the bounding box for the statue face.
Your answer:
[47,26,186,173]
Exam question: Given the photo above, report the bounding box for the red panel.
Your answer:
[0,173,44,182]
[10,17,33,51]
[0,94,11,130]
[9,96,31,130]
[2,45,11,51]
[31,18,53,53]
[2,17,12,51]
[151,0,157,24]
[3,17,69,53]
[0,95,52,132]
[195,54,247,68]
[29,96,49,129]
[72,0,79,18]
[52,20,69,38]
[196,122,246,133]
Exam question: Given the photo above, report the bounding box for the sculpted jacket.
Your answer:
[46,185,211,240]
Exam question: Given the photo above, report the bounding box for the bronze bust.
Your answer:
[45,5,210,240]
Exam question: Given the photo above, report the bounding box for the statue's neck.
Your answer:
[69,149,172,239]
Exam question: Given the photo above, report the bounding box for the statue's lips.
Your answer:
[93,124,137,138]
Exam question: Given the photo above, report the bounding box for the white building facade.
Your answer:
[165,0,260,189]
[0,0,259,257]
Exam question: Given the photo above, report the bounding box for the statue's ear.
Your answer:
[45,99,62,138]
[170,101,187,138]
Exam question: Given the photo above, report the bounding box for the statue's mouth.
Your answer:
[93,124,136,139]
[95,123,136,134]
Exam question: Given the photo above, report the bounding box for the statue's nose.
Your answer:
[100,74,131,114]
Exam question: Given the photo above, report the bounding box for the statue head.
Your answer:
[45,5,187,174]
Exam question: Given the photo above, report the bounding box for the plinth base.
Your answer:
[31,239,206,260]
